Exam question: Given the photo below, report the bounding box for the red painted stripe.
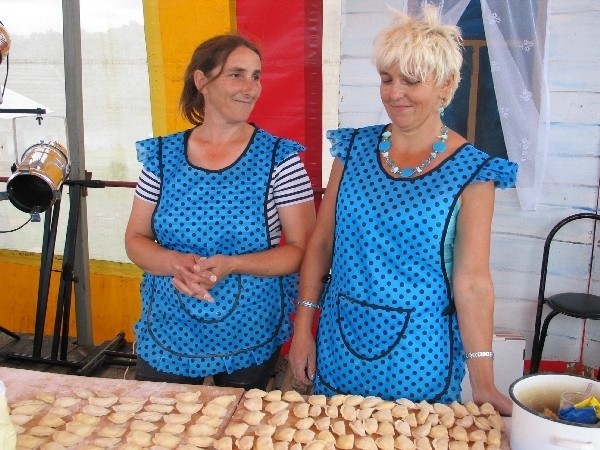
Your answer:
[235,0,322,189]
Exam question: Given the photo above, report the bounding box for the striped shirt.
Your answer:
[135,153,313,246]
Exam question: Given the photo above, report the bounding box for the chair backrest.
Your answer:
[538,213,600,303]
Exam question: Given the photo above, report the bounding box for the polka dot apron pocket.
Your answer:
[146,275,285,357]
[337,293,415,361]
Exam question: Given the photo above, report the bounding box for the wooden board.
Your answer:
[1,367,244,448]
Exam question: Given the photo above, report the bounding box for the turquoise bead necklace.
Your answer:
[378,124,448,177]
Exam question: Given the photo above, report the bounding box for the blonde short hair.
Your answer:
[373,4,463,104]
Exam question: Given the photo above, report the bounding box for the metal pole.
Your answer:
[62,0,93,345]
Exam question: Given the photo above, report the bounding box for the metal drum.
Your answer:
[6,141,70,214]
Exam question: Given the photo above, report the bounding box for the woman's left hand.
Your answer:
[472,386,513,416]
[192,254,235,287]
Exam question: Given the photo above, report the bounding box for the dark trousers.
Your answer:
[135,348,280,391]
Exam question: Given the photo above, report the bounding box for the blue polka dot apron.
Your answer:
[314,125,501,402]
[134,129,294,377]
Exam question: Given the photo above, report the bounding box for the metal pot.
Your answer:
[510,374,600,450]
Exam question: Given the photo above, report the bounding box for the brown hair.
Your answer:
[179,34,262,125]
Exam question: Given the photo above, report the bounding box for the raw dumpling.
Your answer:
[72,413,101,426]
[254,435,275,450]
[129,419,158,432]
[282,390,304,403]
[242,410,266,426]
[65,421,94,437]
[197,414,222,427]
[176,401,203,414]
[11,403,46,416]
[201,403,227,417]
[213,436,233,450]
[92,437,121,448]
[113,402,144,413]
[162,413,191,424]
[308,395,326,407]
[149,395,176,405]
[268,409,289,427]
[28,425,56,437]
[225,422,249,439]
[265,400,288,415]
[16,434,45,449]
[355,436,378,450]
[134,411,163,422]
[97,425,127,438]
[9,414,34,426]
[255,424,276,437]
[264,390,282,402]
[145,403,173,413]
[336,434,355,450]
[274,427,295,442]
[73,388,94,399]
[292,403,310,419]
[304,441,330,450]
[210,395,237,406]
[54,396,81,408]
[236,435,254,450]
[89,395,118,408]
[36,393,56,404]
[244,396,263,411]
[53,430,84,447]
[375,435,395,450]
[107,411,135,424]
[38,413,66,428]
[188,423,216,437]
[152,432,180,449]
[119,396,146,404]
[293,428,316,444]
[244,388,267,398]
[187,435,215,447]
[47,407,70,418]
[160,423,185,434]
[126,430,152,447]
[175,390,201,403]
[82,404,110,417]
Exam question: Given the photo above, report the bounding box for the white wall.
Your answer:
[333,0,600,368]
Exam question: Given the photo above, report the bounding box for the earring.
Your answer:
[438,98,446,117]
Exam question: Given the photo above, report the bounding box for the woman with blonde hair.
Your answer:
[290,5,516,415]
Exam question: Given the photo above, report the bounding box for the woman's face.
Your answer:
[196,46,262,123]
[379,65,449,131]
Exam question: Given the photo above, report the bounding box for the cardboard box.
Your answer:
[461,332,526,402]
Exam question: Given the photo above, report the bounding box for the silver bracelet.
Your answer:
[296,299,320,309]
[465,351,494,359]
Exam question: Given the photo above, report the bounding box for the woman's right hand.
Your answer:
[171,253,217,301]
[289,331,317,386]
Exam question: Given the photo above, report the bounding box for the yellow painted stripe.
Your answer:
[0,249,142,343]
[142,0,237,136]
[0,249,142,279]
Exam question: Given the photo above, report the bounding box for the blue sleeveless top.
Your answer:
[133,128,304,377]
[314,125,517,402]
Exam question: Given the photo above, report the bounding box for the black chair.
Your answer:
[530,213,600,378]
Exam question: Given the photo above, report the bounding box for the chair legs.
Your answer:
[530,310,560,373]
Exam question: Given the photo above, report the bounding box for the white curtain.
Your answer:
[403,0,551,211]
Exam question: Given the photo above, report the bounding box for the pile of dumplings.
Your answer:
[226,388,504,450]
[8,385,505,449]
[9,387,239,449]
